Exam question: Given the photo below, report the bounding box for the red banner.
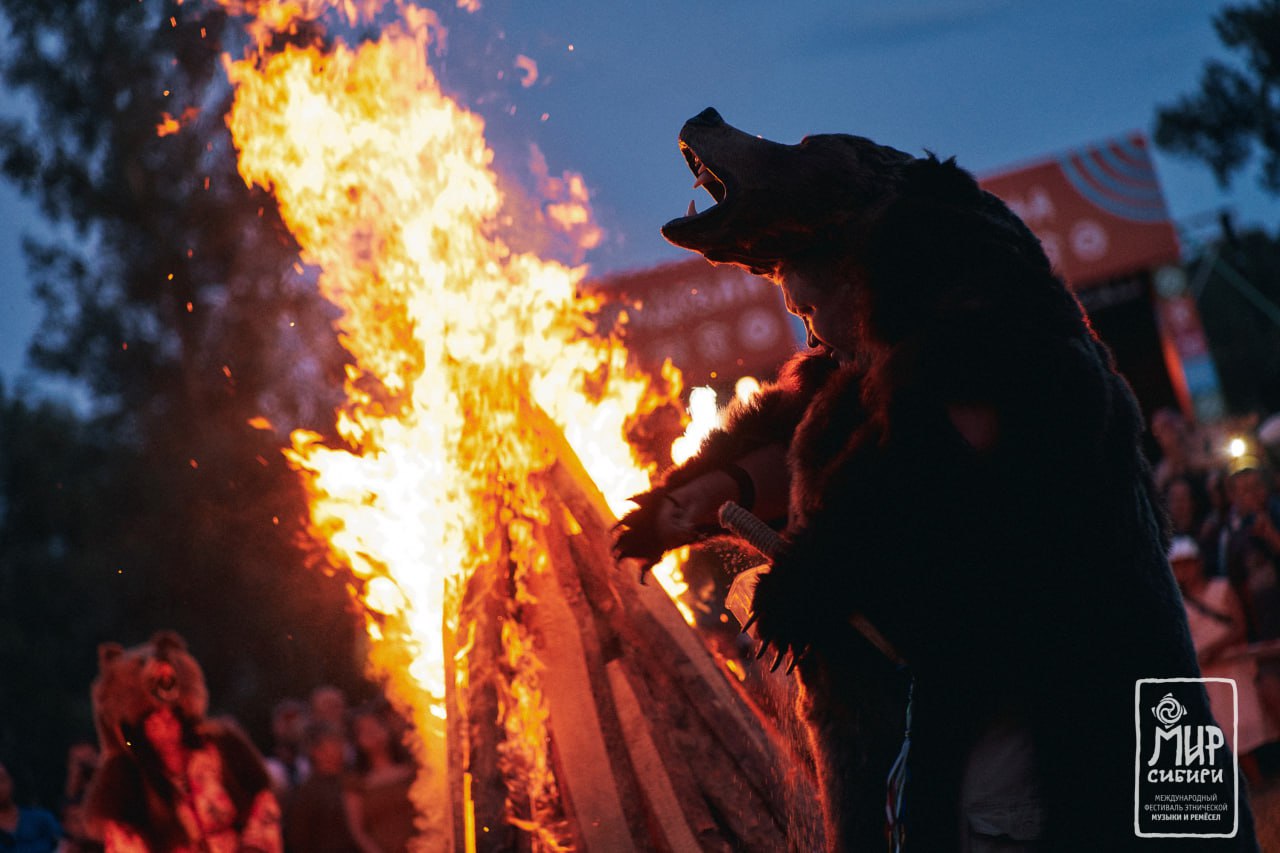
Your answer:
[588,258,797,386]
[980,134,1180,288]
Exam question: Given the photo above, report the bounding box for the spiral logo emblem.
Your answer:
[1152,693,1185,728]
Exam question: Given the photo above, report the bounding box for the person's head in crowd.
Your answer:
[351,704,410,773]
[304,722,347,779]
[1206,467,1229,515]
[64,741,99,801]
[270,698,308,756]
[0,759,60,852]
[1152,408,1190,461]
[1169,536,1206,594]
[310,685,348,732]
[1259,413,1280,471]
[0,760,14,809]
[1228,467,1273,520]
[60,740,99,843]
[1162,475,1206,537]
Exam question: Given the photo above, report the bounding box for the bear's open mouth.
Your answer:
[676,140,727,220]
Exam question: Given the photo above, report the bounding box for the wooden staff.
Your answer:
[718,500,907,667]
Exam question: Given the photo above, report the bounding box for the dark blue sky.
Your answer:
[1,0,1274,393]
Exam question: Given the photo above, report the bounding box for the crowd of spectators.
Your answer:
[263,688,417,853]
[1152,408,1280,784]
[0,686,417,853]
[0,742,103,853]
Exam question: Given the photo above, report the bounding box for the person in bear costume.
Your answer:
[84,630,282,853]
[613,108,1259,851]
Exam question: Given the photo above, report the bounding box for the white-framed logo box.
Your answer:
[1134,677,1239,839]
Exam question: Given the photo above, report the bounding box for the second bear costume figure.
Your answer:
[85,631,282,853]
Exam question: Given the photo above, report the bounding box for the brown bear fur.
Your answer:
[615,109,1260,851]
[83,631,272,851]
[91,630,209,759]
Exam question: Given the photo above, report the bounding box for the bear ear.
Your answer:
[901,154,980,203]
[151,630,188,656]
[98,642,124,669]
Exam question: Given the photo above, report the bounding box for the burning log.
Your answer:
[444,405,821,852]
[451,524,524,852]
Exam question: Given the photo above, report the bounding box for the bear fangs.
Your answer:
[683,164,725,219]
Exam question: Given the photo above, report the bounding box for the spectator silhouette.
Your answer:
[264,700,310,797]
[343,705,415,853]
[58,742,102,853]
[1171,536,1277,785]
[0,760,61,853]
[309,686,354,769]
[1203,467,1280,733]
[283,723,358,853]
[1162,474,1208,540]
[1151,407,1208,494]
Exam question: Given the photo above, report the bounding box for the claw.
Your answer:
[637,566,648,585]
[741,612,758,635]
[786,652,802,675]
[756,640,769,660]
[770,648,785,673]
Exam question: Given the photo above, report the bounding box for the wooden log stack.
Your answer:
[444,410,822,852]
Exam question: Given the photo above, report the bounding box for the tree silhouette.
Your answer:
[1182,229,1280,415]
[0,0,367,803]
[1155,0,1280,192]
[1155,0,1280,418]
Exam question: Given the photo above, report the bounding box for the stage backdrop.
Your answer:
[981,134,1223,421]
[979,134,1181,288]
[587,258,797,388]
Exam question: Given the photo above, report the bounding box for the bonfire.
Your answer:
[216,1,813,849]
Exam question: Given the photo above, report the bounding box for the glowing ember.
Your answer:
[514,54,538,88]
[219,0,678,845]
[156,113,181,137]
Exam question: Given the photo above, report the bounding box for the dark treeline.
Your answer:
[1182,230,1280,415]
[0,0,366,805]
[1157,0,1280,414]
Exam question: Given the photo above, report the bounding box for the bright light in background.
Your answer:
[1228,436,1248,459]
[735,375,761,405]
[670,385,719,465]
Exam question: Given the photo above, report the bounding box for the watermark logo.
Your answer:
[1152,693,1185,727]
[1135,678,1238,838]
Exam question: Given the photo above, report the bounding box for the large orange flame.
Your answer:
[220,1,679,845]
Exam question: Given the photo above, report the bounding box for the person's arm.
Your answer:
[1251,509,1280,554]
[101,821,148,853]
[654,443,791,546]
[613,349,842,571]
[342,787,385,853]
[734,444,792,522]
[1196,583,1249,665]
[238,789,283,853]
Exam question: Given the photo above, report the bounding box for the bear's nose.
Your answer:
[688,107,725,128]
